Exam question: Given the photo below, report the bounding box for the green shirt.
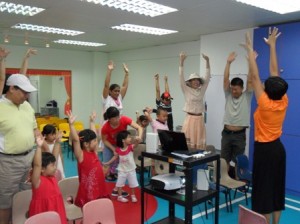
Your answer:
[0,96,37,154]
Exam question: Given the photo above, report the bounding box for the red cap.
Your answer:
[161,92,173,100]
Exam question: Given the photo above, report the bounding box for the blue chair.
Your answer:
[236,154,252,183]
[234,154,252,205]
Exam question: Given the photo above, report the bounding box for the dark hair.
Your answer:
[2,74,11,94]
[109,84,120,91]
[230,77,244,88]
[264,76,288,100]
[138,115,148,122]
[78,129,97,149]
[105,106,120,119]
[116,130,130,148]
[42,152,56,168]
[156,107,168,115]
[42,124,56,136]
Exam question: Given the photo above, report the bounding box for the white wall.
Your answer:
[4,28,253,153]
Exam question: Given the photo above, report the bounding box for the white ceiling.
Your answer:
[1,0,300,52]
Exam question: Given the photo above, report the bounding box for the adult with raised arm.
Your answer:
[154,74,173,131]
[0,74,37,224]
[221,52,253,172]
[245,28,288,224]
[179,52,210,149]
[102,60,129,115]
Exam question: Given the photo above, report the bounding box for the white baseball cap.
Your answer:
[6,74,37,92]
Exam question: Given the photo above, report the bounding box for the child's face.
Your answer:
[45,132,56,143]
[141,120,149,128]
[157,110,168,123]
[42,162,57,176]
[161,98,171,105]
[123,135,132,145]
[109,116,120,127]
[87,138,98,151]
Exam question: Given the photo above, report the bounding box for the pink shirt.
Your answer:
[179,66,211,114]
[150,120,169,133]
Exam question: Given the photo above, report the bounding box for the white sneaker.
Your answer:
[131,195,137,203]
[117,196,128,203]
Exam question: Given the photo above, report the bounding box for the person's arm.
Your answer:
[0,47,10,94]
[103,154,118,166]
[154,74,160,101]
[143,107,153,123]
[164,75,170,93]
[245,33,264,100]
[31,136,44,189]
[120,63,129,99]
[129,120,143,143]
[67,111,84,163]
[179,52,188,92]
[101,133,117,154]
[20,48,37,77]
[52,131,63,162]
[246,52,258,92]
[89,111,97,133]
[223,52,236,91]
[264,27,281,77]
[103,60,114,99]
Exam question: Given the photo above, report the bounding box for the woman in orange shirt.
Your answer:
[245,27,288,224]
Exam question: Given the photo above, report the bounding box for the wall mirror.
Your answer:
[6,68,71,118]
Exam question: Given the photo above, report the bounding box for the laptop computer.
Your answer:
[157,130,204,156]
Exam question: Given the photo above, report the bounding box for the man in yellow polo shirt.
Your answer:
[0,74,37,224]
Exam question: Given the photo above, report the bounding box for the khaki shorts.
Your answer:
[0,150,34,209]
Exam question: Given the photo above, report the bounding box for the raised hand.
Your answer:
[107,60,114,71]
[227,52,237,64]
[36,135,44,148]
[180,52,187,63]
[67,110,77,125]
[264,27,281,46]
[0,46,10,59]
[90,111,97,122]
[240,32,253,52]
[25,48,37,58]
[164,75,168,82]
[123,63,129,74]
[202,53,209,61]
[154,74,159,80]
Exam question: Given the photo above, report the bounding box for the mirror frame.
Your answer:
[6,68,72,115]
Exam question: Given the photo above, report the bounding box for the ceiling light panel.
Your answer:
[234,0,300,14]
[0,1,44,16]
[11,24,84,36]
[81,0,178,17]
[53,39,106,47]
[111,24,178,35]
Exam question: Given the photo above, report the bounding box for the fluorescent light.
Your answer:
[0,1,44,16]
[53,39,106,47]
[81,0,178,17]
[234,0,300,14]
[11,24,84,36]
[111,24,178,35]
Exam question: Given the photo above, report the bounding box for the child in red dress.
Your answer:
[29,135,67,224]
[68,111,109,208]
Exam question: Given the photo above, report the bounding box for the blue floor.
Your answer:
[62,147,300,224]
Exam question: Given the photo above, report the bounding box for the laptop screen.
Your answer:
[157,130,189,153]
